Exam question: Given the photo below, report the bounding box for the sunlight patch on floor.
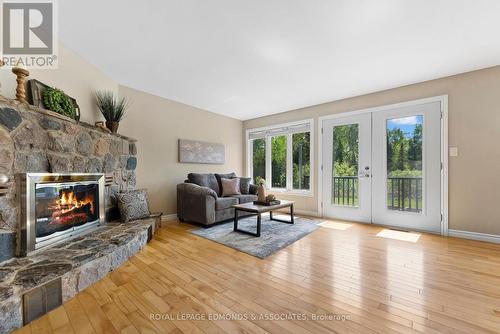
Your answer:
[376,229,421,242]
[319,221,353,230]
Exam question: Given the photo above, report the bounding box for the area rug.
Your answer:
[190,215,320,258]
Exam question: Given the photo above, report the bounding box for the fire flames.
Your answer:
[57,190,94,213]
[48,190,95,225]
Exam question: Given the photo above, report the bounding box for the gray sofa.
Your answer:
[177,172,258,226]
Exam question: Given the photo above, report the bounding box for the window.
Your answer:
[332,124,359,207]
[386,115,423,212]
[252,138,266,184]
[292,132,310,190]
[271,135,287,188]
[248,120,312,194]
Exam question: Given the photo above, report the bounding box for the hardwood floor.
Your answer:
[14,219,500,334]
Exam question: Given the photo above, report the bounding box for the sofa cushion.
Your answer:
[215,172,236,196]
[239,177,252,194]
[249,184,258,195]
[231,194,258,204]
[221,177,241,197]
[187,173,220,194]
[215,197,238,210]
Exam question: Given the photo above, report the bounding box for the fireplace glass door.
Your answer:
[35,182,99,240]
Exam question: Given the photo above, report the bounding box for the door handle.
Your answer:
[359,166,371,178]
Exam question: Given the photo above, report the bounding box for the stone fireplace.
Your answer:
[0,96,155,333]
[17,173,105,256]
[0,95,138,263]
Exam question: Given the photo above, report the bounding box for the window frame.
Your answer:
[246,119,314,197]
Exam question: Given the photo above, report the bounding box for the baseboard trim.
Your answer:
[161,214,178,222]
[448,229,500,244]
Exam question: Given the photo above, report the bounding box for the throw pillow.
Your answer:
[116,189,151,223]
[187,173,220,194]
[215,172,236,196]
[187,173,209,187]
[239,177,252,194]
[249,184,258,195]
[221,178,241,197]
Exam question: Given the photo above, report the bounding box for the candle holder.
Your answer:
[12,66,30,103]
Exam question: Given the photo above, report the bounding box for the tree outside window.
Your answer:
[292,132,310,190]
[252,138,266,184]
[332,124,359,206]
[271,135,287,188]
[249,121,312,193]
[386,115,423,211]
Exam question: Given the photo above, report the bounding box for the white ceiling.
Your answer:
[60,0,500,120]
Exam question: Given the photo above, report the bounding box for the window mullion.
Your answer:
[266,136,272,189]
[248,140,253,179]
[286,133,293,191]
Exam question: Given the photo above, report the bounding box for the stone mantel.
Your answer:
[0,94,137,142]
[0,94,139,263]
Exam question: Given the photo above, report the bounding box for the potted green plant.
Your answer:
[95,90,129,133]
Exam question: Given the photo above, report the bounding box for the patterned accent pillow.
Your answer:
[116,190,151,223]
[239,177,252,194]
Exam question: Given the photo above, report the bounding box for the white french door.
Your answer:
[322,114,372,223]
[372,102,441,232]
[322,101,443,233]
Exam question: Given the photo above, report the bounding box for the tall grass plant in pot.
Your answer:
[95,90,129,133]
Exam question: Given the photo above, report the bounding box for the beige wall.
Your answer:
[0,42,118,124]
[0,41,243,216]
[118,85,243,215]
[244,65,500,235]
[2,39,497,235]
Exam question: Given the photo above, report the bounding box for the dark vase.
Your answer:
[106,121,119,133]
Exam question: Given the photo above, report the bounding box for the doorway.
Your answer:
[321,98,446,233]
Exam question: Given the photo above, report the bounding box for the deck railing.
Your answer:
[387,177,422,212]
[333,176,358,207]
[332,176,422,212]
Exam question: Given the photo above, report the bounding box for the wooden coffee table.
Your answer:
[232,200,295,237]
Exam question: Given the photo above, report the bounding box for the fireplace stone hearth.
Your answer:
[0,219,154,333]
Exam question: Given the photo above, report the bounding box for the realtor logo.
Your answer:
[1,0,58,68]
